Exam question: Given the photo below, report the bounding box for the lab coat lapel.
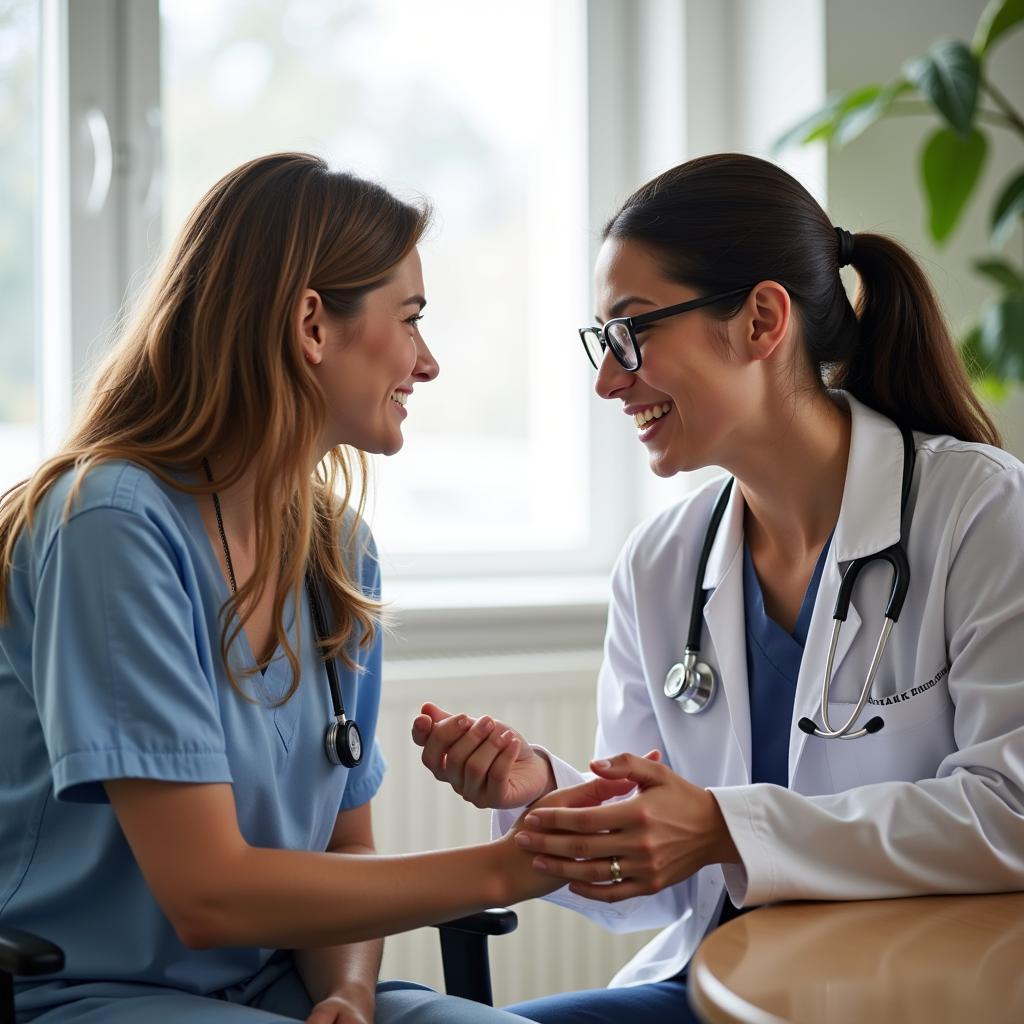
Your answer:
[789,394,907,785]
[701,481,751,781]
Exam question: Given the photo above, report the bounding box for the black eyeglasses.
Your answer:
[578,287,751,372]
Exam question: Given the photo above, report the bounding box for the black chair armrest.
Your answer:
[434,909,518,937]
[433,908,518,1005]
[0,926,64,1024]
[0,926,64,978]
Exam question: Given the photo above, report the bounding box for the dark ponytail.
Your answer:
[840,232,999,444]
[604,153,1001,447]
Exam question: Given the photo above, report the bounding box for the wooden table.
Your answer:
[688,892,1024,1024]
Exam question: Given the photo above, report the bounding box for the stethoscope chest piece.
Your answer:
[663,650,716,714]
[325,715,363,768]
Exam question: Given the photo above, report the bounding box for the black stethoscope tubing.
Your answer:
[304,571,363,768]
[202,457,361,769]
[664,425,916,740]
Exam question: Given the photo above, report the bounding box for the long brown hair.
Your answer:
[604,153,1000,446]
[0,152,431,702]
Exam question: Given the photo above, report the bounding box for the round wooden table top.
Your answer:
[688,892,1024,1024]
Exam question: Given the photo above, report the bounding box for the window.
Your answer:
[160,0,596,575]
[0,0,40,494]
[21,0,830,609]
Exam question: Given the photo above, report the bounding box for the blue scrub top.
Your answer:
[716,536,830,932]
[742,536,831,787]
[0,461,386,1007]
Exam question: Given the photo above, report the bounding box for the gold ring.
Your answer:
[609,856,623,884]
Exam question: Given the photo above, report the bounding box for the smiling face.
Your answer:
[299,247,439,456]
[593,237,780,477]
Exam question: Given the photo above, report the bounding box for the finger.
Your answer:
[410,714,433,747]
[419,713,473,778]
[523,796,637,835]
[305,1007,341,1024]
[441,715,499,791]
[531,854,633,886]
[461,727,512,804]
[567,879,648,903]
[589,751,667,786]
[483,732,522,800]
[645,749,661,762]
[513,828,623,861]
[537,775,636,809]
[421,701,452,723]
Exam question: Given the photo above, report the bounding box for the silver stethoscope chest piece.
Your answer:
[663,650,716,714]
[325,714,363,768]
[665,426,916,742]
[664,477,734,716]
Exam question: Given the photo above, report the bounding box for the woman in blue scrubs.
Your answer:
[0,153,605,1023]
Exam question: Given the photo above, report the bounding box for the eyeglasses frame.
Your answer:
[579,286,752,372]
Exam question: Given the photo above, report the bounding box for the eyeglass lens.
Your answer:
[606,322,637,370]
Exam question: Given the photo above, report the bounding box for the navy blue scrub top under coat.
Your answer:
[716,535,831,932]
[742,536,832,787]
[0,461,386,1014]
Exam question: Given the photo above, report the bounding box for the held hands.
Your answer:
[411,702,554,809]
[496,771,640,902]
[512,752,741,903]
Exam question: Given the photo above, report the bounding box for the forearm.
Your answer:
[294,938,383,1007]
[293,843,384,1006]
[187,839,544,950]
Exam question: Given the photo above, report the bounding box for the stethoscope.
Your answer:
[663,426,916,740]
[203,458,363,769]
[305,572,364,769]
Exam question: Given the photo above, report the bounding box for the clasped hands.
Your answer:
[411,703,738,902]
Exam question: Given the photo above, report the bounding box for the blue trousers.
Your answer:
[18,954,523,1023]
[504,973,698,1024]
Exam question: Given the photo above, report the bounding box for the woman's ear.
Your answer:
[736,281,792,363]
[296,288,325,365]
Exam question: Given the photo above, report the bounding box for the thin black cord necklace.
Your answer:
[198,457,363,768]
[201,458,238,595]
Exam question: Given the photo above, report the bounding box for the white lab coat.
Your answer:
[494,392,1024,987]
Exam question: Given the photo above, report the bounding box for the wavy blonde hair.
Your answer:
[0,152,430,702]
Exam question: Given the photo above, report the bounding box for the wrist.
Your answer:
[526,746,558,804]
[332,979,375,1004]
[488,835,554,905]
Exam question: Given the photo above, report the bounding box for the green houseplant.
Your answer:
[775,0,1024,398]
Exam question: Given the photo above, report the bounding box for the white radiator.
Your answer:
[373,650,661,1007]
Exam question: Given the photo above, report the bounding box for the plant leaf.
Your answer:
[961,321,1012,399]
[773,86,884,153]
[920,127,988,243]
[978,375,1013,402]
[973,257,1024,290]
[834,80,915,146]
[991,169,1024,248]
[960,322,986,378]
[978,293,1024,380]
[773,95,845,153]
[903,40,981,137]
[973,0,1024,55]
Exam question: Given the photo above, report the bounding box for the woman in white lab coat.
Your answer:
[412,153,1024,1022]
